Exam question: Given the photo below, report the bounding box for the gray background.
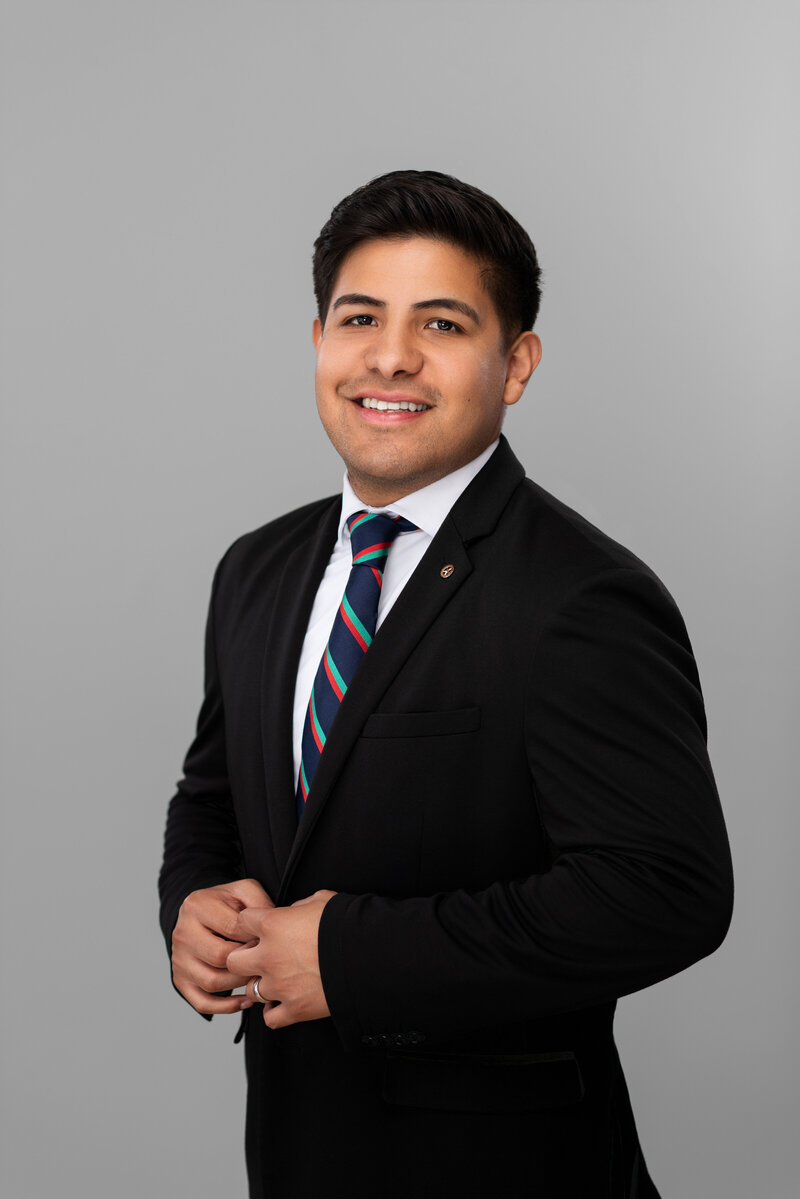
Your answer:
[1,1,797,1195]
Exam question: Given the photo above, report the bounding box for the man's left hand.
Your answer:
[226,890,336,1029]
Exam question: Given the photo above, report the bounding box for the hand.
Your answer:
[226,890,337,1029]
[171,878,274,1015]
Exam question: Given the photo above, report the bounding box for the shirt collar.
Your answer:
[337,439,500,544]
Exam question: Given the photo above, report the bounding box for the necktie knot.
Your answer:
[347,510,417,574]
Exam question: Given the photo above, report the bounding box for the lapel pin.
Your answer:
[440,564,455,579]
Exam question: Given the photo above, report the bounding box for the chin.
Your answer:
[346,458,428,502]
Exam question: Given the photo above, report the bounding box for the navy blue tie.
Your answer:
[296,510,416,819]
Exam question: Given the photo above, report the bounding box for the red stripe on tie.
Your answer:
[299,770,308,801]
[352,541,392,562]
[309,696,324,752]
[324,650,344,700]
[371,567,382,585]
[340,601,369,651]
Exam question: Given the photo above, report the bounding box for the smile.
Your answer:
[360,397,431,412]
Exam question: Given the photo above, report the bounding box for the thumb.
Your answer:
[219,878,274,911]
[236,907,272,940]
[291,889,337,908]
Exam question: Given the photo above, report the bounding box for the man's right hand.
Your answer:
[171,878,273,1015]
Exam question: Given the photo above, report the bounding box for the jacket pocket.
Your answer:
[361,706,480,739]
[382,1048,584,1113]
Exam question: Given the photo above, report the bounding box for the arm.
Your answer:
[159,554,241,945]
[317,568,733,1049]
[158,553,272,1013]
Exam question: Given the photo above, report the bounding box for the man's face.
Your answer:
[313,236,541,505]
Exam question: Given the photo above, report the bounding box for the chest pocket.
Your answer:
[361,707,481,739]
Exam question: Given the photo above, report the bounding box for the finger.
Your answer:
[206,935,254,969]
[175,977,252,1016]
[226,942,266,979]
[200,904,250,942]
[176,956,252,994]
[247,977,266,1004]
[234,984,255,1010]
[264,1001,292,1030]
[246,977,282,1006]
[178,926,251,971]
[172,923,255,984]
[290,889,336,908]
[223,878,275,910]
[181,892,253,942]
[236,906,273,939]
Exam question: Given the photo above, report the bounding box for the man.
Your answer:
[159,170,732,1198]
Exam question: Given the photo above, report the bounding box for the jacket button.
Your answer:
[361,1034,378,1048]
[407,1031,425,1044]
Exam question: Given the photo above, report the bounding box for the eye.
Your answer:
[343,314,377,327]
[426,318,462,334]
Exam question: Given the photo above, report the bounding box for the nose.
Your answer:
[363,322,423,378]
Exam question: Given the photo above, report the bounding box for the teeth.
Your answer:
[360,397,429,412]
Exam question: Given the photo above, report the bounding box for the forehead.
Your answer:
[332,236,490,305]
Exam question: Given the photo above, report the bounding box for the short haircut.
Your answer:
[312,170,542,349]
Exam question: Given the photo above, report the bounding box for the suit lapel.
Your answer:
[280,523,473,894]
[260,499,339,877]
[278,437,526,898]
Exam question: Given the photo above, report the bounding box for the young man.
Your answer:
[159,170,732,1198]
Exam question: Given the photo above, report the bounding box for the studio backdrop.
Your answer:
[1,2,797,1196]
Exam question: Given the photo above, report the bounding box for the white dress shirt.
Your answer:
[291,439,499,786]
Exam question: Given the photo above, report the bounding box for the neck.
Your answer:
[346,476,413,508]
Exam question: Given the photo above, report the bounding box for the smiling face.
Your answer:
[313,236,541,505]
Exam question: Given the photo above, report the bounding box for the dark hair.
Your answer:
[312,170,541,348]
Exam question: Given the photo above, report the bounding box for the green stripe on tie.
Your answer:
[342,593,372,648]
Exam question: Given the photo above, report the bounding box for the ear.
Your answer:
[502,332,541,407]
[312,318,323,350]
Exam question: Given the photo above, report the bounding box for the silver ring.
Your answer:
[252,978,266,1003]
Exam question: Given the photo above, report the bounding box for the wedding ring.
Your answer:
[253,978,267,1003]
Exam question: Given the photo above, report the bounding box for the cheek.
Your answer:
[314,349,341,409]
[314,348,332,388]
[479,356,506,392]
[315,340,361,405]
[461,362,506,417]
[315,334,343,375]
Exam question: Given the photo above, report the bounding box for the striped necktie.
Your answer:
[296,509,416,819]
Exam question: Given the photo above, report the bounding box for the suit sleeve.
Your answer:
[318,567,733,1050]
[158,551,244,973]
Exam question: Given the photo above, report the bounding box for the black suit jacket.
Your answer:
[160,438,732,1198]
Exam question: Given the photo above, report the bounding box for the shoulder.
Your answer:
[506,474,672,601]
[210,494,339,596]
[458,437,668,604]
[225,494,338,561]
[499,477,699,674]
[465,465,693,659]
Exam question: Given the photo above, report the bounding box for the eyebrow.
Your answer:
[331,293,481,326]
